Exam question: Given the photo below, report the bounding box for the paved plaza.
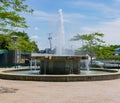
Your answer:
[0,78,120,103]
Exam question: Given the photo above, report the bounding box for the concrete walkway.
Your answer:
[0,79,120,103]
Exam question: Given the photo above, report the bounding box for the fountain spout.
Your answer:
[56,9,65,55]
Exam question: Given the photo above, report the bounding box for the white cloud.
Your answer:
[70,1,111,11]
[33,10,57,22]
[114,0,120,2]
[64,13,86,23]
[32,10,86,24]
[30,35,39,39]
[69,1,120,18]
[66,18,120,50]
[79,18,120,45]
[34,27,39,30]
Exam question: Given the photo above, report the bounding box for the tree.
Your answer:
[97,45,120,60]
[0,1,40,52]
[16,37,36,53]
[0,31,39,53]
[8,31,39,53]
[0,34,11,50]
[10,31,29,41]
[96,45,114,59]
[71,32,105,62]
[0,0,33,33]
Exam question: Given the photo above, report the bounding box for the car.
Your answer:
[104,62,120,68]
[91,61,104,67]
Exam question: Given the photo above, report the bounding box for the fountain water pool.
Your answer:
[0,68,119,81]
[5,69,113,75]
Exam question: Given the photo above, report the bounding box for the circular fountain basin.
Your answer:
[0,68,120,82]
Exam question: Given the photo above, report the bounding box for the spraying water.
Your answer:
[56,9,65,55]
[85,54,91,72]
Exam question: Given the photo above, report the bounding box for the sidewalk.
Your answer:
[0,79,120,103]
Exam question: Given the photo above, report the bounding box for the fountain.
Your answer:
[0,9,119,81]
[34,9,88,74]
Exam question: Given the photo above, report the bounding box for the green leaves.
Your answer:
[71,32,105,57]
[8,31,37,53]
[0,31,38,53]
[0,34,11,50]
[16,37,36,53]
[0,0,33,33]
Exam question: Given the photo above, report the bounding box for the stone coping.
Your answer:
[0,68,120,82]
[31,55,88,60]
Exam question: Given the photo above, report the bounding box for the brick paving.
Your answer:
[0,79,120,103]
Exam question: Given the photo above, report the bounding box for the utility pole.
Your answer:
[48,33,52,50]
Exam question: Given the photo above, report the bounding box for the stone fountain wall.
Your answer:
[40,56,87,74]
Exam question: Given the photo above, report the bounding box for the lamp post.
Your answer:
[12,35,18,68]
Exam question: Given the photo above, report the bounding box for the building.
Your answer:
[0,50,31,67]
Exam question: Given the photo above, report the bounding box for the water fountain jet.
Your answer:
[56,9,65,55]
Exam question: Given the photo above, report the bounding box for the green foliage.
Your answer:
[16,37,36,53]
[72,33,120,61]
[102,55,120,60]
[97,45,120,60]
[10,31,29,41]
[0,1,38,52]
[8,31,39,52]
[0,34,11,50]
[71,32,105,57]
[0,0,33,33]
[0,31,39,53]
[97,45,114,58]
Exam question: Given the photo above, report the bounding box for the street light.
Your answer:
[12,35,18,68]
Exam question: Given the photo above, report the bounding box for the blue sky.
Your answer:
[21,0,120,50]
